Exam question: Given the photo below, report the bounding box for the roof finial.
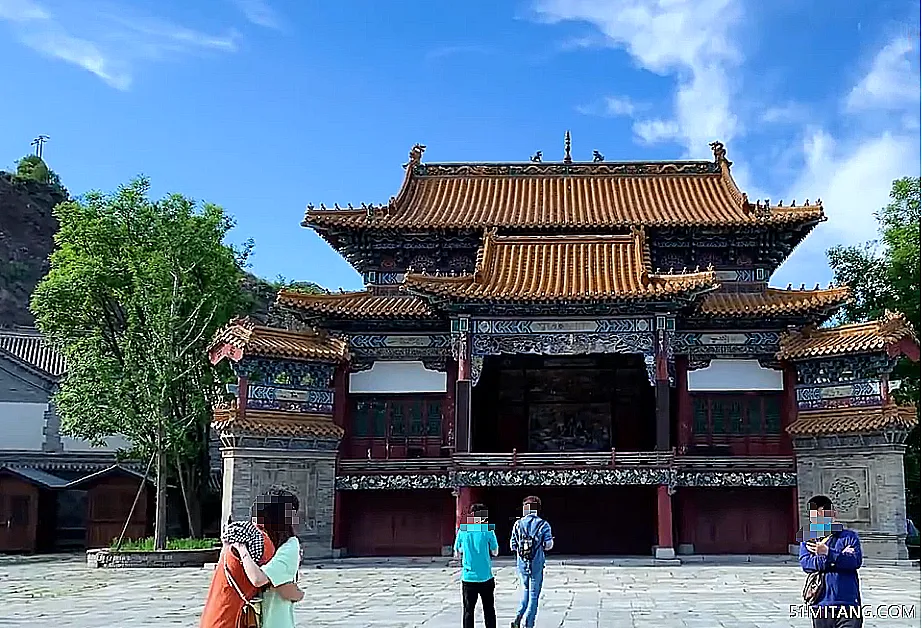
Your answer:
[709,140,728,165]
[406,143,426,169]
[592,150,604,162]
[563,130,572,164]
[531,150,542,162]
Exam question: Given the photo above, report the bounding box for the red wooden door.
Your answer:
[86,481,146,548]
[685,488,791,554]
[344,490,451,556]
[0,478,38,552]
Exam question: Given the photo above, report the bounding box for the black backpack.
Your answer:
[514,518,542,564]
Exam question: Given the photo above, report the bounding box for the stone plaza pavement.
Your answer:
[1,555,919,627]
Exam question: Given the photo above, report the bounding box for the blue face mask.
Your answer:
[809,515,833,536]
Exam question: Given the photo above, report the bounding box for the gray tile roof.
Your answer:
[0,465,70,488]
[0,327,66,377]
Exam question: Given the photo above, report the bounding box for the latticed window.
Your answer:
[372,401,387,437]
[409,402,424,436]
[390,404,406,437]
[691,393,784,437]
[353,400,370,437]
[350,396,444,439]
[426,403,442,436]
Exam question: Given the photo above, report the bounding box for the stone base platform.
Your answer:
[87,548,220,568]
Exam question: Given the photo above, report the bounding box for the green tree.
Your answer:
[828,176,921,523]
[14,154,66,194]
[31,177,251,548]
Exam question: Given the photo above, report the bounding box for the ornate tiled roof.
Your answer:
[212,408,344,439]
[698,286,850,318]
[778,311,920,360]
[304,142,824,231]
[404,228,717,302]
[787,403,919,436]
[0,327,66,378]
[276,290,436,319]
[208,318,348,364]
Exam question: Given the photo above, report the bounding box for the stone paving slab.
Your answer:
[0,555,919,627]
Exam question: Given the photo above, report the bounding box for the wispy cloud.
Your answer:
[531,1,920,287]
[577,95,642,117]
[0,0,48,21]
[533,0,742,158]
[231,0,281,30]
[425,44,493,62]
[0,0,239,90]
[845,35,920,113]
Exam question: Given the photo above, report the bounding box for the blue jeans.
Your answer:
[515,569,543,627]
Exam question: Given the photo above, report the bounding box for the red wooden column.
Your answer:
[675,355,692,452]
[332,491,345,553]
[781,364,798,455]
[654,323,671,451]
[453,317,473,453]
[454,486,475,531]
[655,484,676,559]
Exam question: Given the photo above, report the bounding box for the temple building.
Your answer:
[208,139,919,560]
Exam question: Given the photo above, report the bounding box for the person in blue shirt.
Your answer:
[454,502,499,628]
[799,494,863,628]
[510,495,554,628]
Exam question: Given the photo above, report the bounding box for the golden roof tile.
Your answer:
[212,408,344,439]
[304,143,824,231]
[778,311,920,360]
[208,317,348,364]
[787,403,919,436]
[404,228,717,302]
[698,287,850,318]
[276,290,436,319]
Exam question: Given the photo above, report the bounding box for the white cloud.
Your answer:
[533,0,742,157]
[231,0,281,30]
[0,0,239,90]
[846,36,920,113]
[760,102,808,125]
[632,118,679,144]
[0,0,48,21]
[576,94,643,117]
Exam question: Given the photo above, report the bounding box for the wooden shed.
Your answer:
[0,466,68,553]
[66,465,154,549]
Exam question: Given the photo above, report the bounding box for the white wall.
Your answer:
[687,359,784,391]
[349,360,447,394]
[0,402,45,449]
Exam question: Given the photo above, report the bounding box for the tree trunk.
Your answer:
[176,454,202,538]
[153,441,169,550]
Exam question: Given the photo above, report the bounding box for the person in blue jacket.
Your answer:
[799,494,863,628]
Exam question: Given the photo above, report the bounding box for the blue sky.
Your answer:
[1,0,919,292]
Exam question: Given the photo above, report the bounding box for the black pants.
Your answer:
[462,578,496,628]
[812,609,863,628]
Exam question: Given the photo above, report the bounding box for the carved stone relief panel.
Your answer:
[821,466,870,523]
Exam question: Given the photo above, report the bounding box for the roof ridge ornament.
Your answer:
[593,150,604,163]
[405,143,426,169]
[531,150,542,162]
[563,131,572,164]
[709,140,731,167]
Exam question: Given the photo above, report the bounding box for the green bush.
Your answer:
[110,537,220,551]
[907,534,920,547]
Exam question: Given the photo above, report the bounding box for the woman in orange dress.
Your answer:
[199,520,276,628]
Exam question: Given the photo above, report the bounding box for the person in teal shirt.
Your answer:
[235,490,304,628]
[454,503,499,628]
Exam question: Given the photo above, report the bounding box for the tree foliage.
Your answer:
[31,177,251,546]
[14,154,67,195]
[827,176,921,523]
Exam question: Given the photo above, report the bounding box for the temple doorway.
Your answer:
[471,354,655,452]
[481,486,657,556]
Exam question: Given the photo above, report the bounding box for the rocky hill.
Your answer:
[0,169,326,328]
[0,171,67,326]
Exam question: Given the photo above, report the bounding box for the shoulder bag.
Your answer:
[802,534,833,605]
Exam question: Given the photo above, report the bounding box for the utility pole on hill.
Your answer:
[31,135,49,159]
